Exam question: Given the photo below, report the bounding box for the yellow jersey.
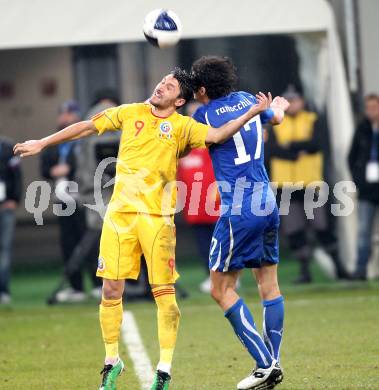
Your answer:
[92,103,210,215]
[270,110,323,186]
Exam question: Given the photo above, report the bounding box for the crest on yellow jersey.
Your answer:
[97,257,105,271]
[159,121,173,139]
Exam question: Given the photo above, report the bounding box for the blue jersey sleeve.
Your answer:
[242,92,274,124]
[192,106,207,124]
[260,108,275,124]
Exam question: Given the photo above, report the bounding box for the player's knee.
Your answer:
[210,283,229,305]
[102,280,124,300]
[210,284,221,303]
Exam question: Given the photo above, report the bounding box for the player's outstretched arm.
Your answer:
[269,96,290,125]
[206,92,271,144]
[14,120,97,158]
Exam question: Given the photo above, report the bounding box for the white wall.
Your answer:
[358,0,379,94]
[119,42,178,103]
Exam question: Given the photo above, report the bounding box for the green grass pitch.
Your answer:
[1,260,378,389]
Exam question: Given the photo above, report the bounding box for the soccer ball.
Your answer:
[143,9,182,48]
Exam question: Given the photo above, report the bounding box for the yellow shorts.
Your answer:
[96,211,179,285]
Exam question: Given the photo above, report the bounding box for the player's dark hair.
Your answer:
[191,56,238,99]
[171,67,193,106]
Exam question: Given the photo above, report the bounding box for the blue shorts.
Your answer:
[209,207,280,272]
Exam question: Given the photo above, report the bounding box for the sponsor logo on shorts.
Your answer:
[159,121,173,139]
[97,257,105,271]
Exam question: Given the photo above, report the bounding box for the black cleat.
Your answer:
[150,370,171,390]
[99,358,125,389]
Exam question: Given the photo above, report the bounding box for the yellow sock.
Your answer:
[99,296,123,362]
[152,285,181,374]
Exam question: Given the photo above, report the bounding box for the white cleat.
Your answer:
[56,288,87,303]
[237,360,283,390]
[90,287,103,300]
[0,293,11,304]
[199,277,211,293]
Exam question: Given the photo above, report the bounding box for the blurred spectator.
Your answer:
[40,100,87,302]
[177,102,219,293]
[267,87,349,283]
[77,89,120,213]
[348,94,379,280]
[0,136,22,304]
[71,89,121,300]
[86,88,120,119]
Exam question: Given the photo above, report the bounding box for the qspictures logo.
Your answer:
[23,156,358,225]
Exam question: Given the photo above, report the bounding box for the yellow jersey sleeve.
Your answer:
[185,117,209,149]
[92,104,135,135]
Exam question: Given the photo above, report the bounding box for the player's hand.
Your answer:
[248,92,272,117]
[271,96,290,112]
[14,140,45,157]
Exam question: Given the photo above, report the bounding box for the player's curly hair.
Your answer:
[191,56,238,99]
[171,67,193,106]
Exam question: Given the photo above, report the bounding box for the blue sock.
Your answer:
[225,298,273,368]
[263,296,284,362]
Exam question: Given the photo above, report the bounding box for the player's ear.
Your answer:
[199,87,207,97]
[175,97,186,108]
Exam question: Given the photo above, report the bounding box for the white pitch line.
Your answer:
[121,311,155,390]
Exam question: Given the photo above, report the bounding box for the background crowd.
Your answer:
[1,86,379,304]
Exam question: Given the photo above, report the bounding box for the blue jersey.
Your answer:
[193,91,280,272]
[193,91,276,218]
